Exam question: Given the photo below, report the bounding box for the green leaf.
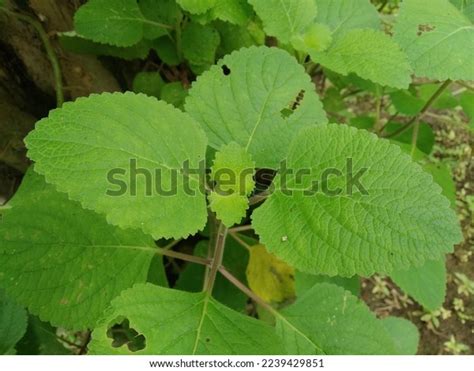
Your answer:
[182,22,220,69]
[390,258,447,311]
[315,0,380,39]
[208,192,249,227]
[252,124,462,277]
[25,92,208,240]
[311,29,413,89]
[275,283,397,354]
[381,317,419,355]
[385,122,435,155]
[0,290,27,354]
[177,0,216,14]
[424,163,457,208]
[139,0,180,39]
[248,0,317,44]
[394,0,474,81]
[0,171,158,329]
[175,238,249,311]
[215,21,261,56]
[206,0,253,25]
[451,0,474,21]
[291,23,333,54]
[185,46,327,168]
[208,142,255,226]
[160,82,188,109]
[460,91,474,124]
[390,90,425,116]
[153,37,181,65]
[74,0,146,47]
[132,72,165,98]
[295,272,360,297]
[419,84,459,110]
[16,316,71,355]
[59,31,152,60]
[89,283,284,354]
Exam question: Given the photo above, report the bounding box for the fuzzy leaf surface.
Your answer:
[252,125,462,277]
[0,171,158,329]
[25,92,208,239]
[394,0,474,81]
[89,283,284,354]
[0,290,27,354]
[185,46,327,168]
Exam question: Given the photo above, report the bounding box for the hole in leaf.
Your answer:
[221,65,231,76]
[107,318,146,352]
[280,90,306,119]
[417,24,436,36]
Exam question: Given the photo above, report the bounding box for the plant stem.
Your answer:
[229,225,253,233]
[410,119,420,158]
[373,86,384,132]
[155,247,210,266]
[249,190,270,206]
[218,266,275,314]
[229,232,251,251]
[204,222,228,293]
[1,8,64,107]
[384,80,452,139]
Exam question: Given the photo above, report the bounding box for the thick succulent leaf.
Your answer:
[175,238,250,311]
[177,0,216,14]
[74,0,151,47]
[295,272,360,297]
[252,125,462,277]
[311,29,413,89]
[25,92,208,239]
[315,0,380,39]
[89,283,284,354]
[185,46,327,168]
[390,258,447,311]
[275,283,397,354]
[0,290,27,354]
[0,171,158,329]
[248,0,317,43]
[394,0,474,81]
[381,317,419,355]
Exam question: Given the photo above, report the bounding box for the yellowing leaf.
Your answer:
[246,244,295,304]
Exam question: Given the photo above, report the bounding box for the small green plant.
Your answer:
[0,0,471,356]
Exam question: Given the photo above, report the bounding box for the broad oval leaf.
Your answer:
[248,0,318,43]
[394,0,474,81]
[89,283,284,354]
[185,46,327,168]
[275,283,398,354]
[74,0,146,47]
[26,92,208,239]
[311,29,413,89]
[252,124,462,277]
[0,171,159,329]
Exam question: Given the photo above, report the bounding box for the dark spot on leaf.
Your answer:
[205,337,211,343]
[280,90,306,119]
[221,65,231,76]
[417,24,436,36]
[107,318,146,352]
